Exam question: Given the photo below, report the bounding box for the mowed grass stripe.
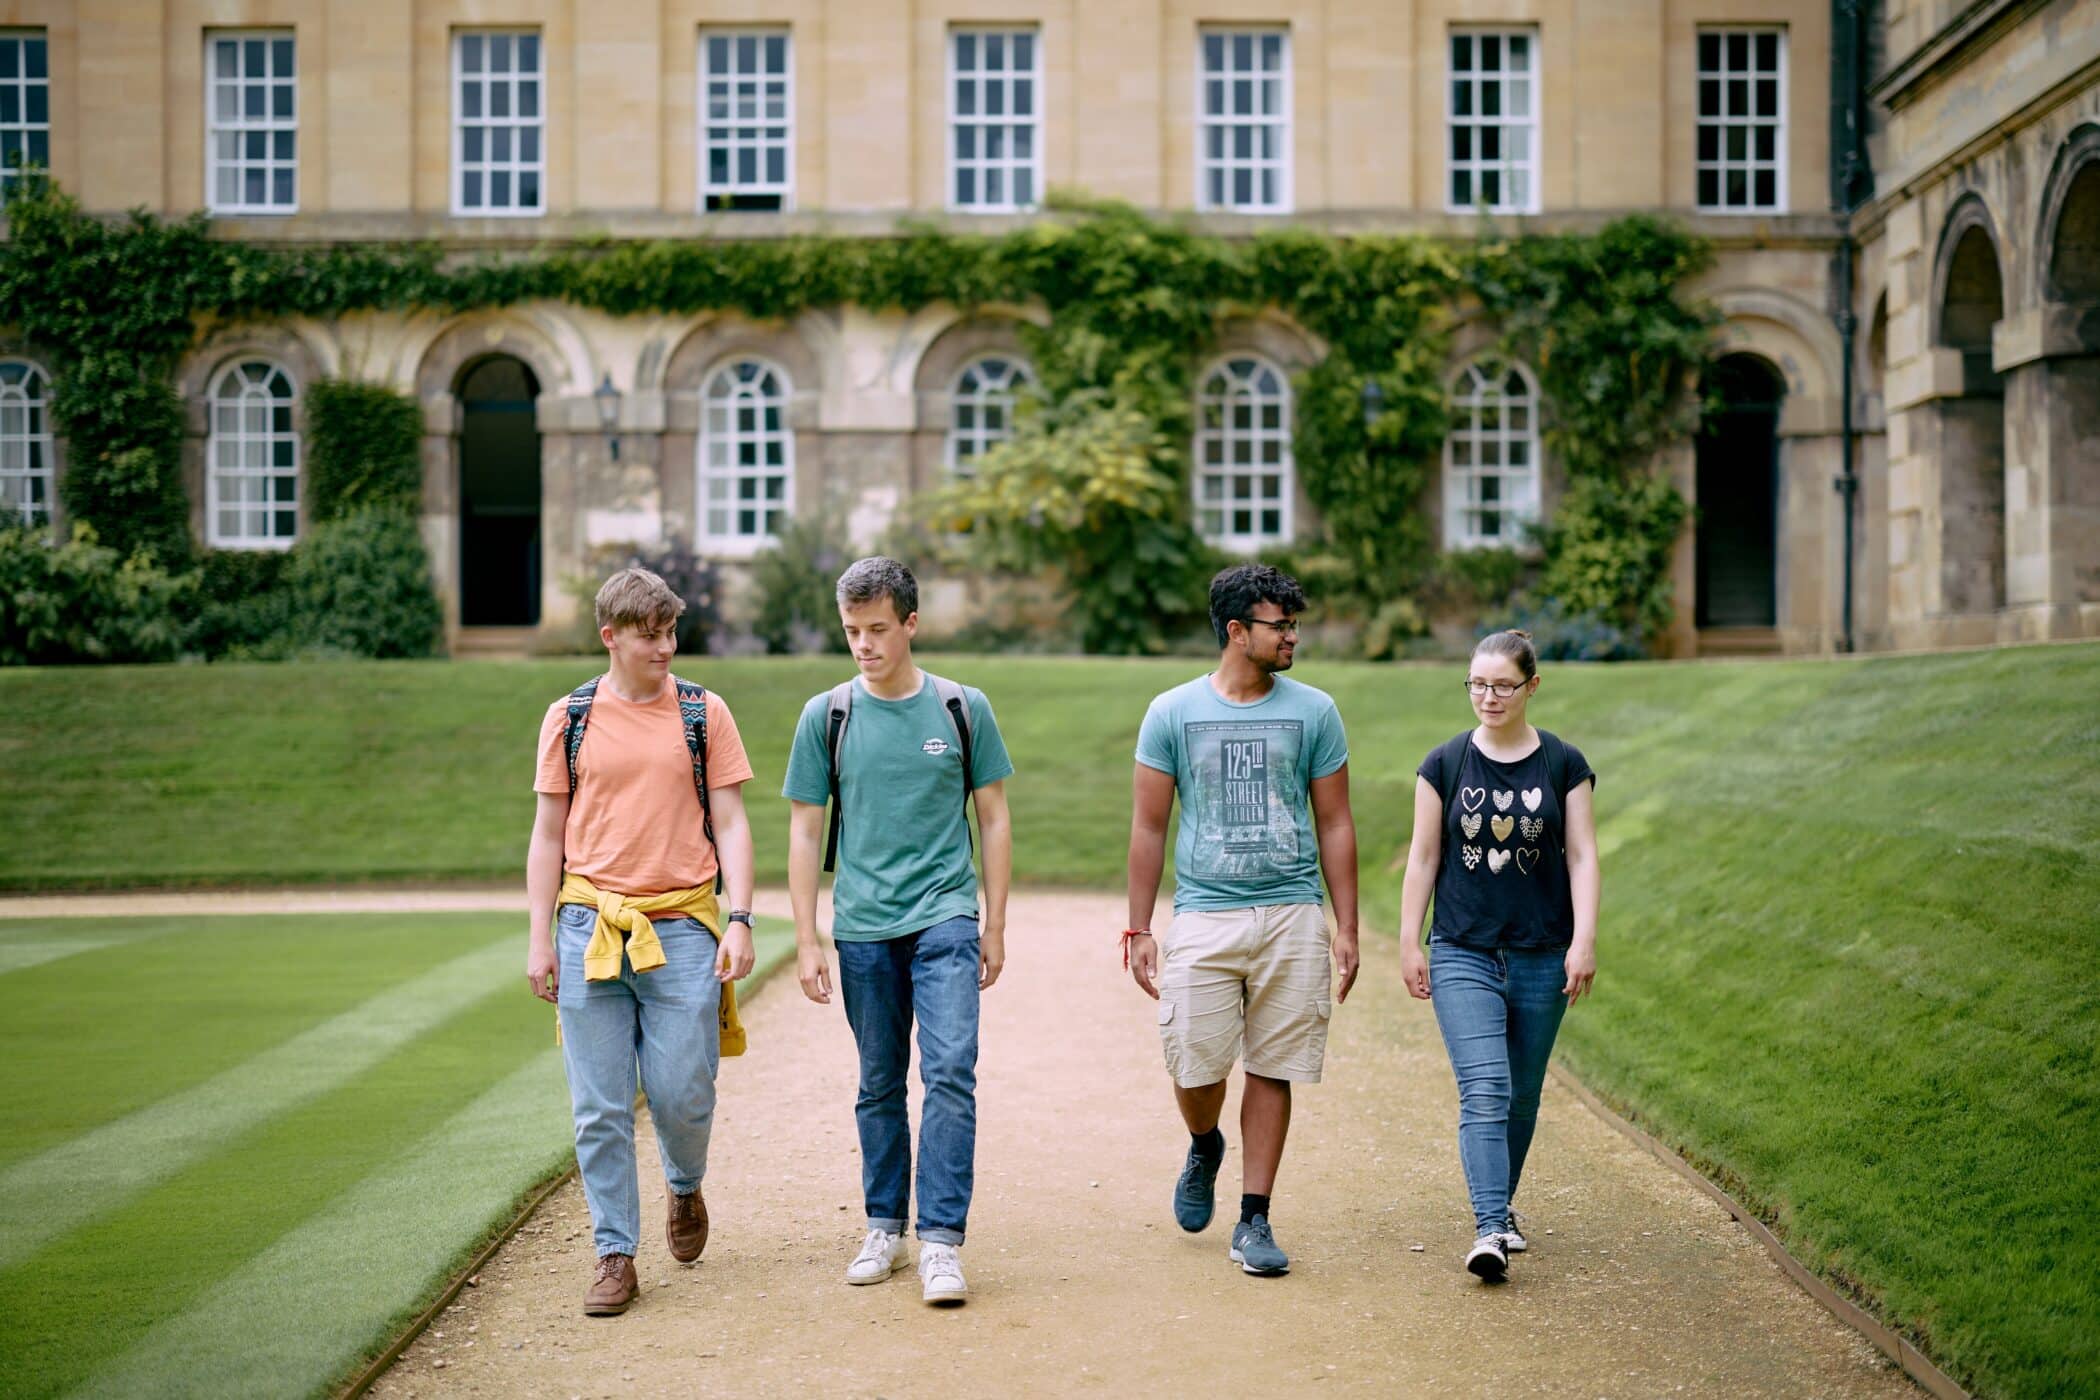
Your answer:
[0,915,518,1170]
[70,1050,569,1400]
[0,981,548,1399]
[0,929,518,1270]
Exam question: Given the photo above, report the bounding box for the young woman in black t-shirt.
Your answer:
[1397,629,1600,1282]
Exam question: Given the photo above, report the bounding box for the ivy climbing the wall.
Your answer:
[0,182,1716,659]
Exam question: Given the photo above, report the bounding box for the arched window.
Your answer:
[1194,355,1293,547]
[699,358,792,547]
[208,360,299,549]
[1444,360,1540,549]
[0,359,54,526]
[947,355,1032,475]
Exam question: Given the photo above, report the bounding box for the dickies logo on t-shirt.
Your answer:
[922,737,951,756]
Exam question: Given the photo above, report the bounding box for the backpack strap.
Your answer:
[562,677,602,800]
[672,676,723,895]
[1431,731,1471,811]
[821,680,855,874]
[928,674,978,860]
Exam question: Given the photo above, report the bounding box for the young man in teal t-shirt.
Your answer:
[783,557,1014,1306]
[1125,563,1361,1278]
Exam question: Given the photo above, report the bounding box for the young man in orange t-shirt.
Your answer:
[525,568,758,1316]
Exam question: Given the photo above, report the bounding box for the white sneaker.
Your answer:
[845,1228,907,1285]
[918,1241,967,1305]
[1465,1234,1509,1281]
[1498,1211,1529,1254]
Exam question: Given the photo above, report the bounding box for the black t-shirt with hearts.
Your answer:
[1417,731,1596,950]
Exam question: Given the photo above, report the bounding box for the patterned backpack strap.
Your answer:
[562,677,602,799]
[672,677,722,894]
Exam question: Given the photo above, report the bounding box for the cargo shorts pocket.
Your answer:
[1156,998,1184,1080]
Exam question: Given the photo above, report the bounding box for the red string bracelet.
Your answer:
[1120,928,1151,969]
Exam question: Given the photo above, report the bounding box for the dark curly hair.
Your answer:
[1208,563,1308,648]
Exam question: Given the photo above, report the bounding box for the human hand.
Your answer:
[1563,942,1596,1006]
[1399,941,1430,1000]
[1127,932,1159,999]
[796,942,833,1004]
[526,935,558,1004]
[717,922,755,982]
[1332,928,1361,1004]
[979,925,1006,990]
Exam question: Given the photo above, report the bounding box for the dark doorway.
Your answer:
[1695,354,1785,628]
[459,357,542,627]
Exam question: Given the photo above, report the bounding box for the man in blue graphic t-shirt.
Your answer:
[1125,563,1360,1278]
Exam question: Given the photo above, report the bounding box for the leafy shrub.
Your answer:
[280,508,444,659]
[187,548,295,659]
[305,380,424,519]
[0,523,192,664]
[1531,474,1689,637]
[1480,598,1648,661]
[749,509,851,654]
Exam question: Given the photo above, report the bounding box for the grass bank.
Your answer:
[4,646,2097,1394]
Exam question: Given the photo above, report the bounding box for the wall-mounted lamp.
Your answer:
[593,372,622,460]
[1360,378,1386,431]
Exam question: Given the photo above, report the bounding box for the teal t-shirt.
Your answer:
[783,673,1015,941]
[1135,674,1349,914]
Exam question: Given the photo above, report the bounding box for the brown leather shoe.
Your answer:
[584,1253,638,1315]
[667,1187,709,1263]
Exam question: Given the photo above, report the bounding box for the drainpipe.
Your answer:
[1829,0,1873,653]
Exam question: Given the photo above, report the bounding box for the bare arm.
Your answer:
[972,780,1012,990]
[1309,763,1361,1003]
[525,791,569,1003]
[707,782,756,981]
[1561,779,1601,1004]
[787,799,832,1003]
[1124,763,1176,998]
[1397,776,1444,1000]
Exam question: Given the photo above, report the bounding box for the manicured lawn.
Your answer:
[5,645,2098,1394]
[0,911,791,1400]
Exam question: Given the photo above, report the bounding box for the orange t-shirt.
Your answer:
[534,677,755,896]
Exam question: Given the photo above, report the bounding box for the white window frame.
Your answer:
[0,30,51,203]
[1196,27,1291,214]
[698,28,793,212]
[205,30,298,215]
[207,360,300,551]
[452,29,545,218]
[1447,27,1539,215]
[1443,360,1542,550]
[1695,26,1787,214]
[0,358,54,526]
[948,27,1042,213]
[697,358,793,554]
[946,355,1034,474]
[1194,354,1294,549]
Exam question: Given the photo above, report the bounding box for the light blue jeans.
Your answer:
[835,914,981,1246]
[555,903,722,1258]
[1428,940,1569,1237]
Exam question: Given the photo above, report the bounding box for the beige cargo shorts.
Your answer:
[1154,902,1334,1087]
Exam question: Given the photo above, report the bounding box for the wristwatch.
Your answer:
[726,910,753,928]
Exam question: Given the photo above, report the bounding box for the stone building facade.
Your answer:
[0,0,2090,654]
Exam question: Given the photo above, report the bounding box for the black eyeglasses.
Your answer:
[1464,679,1526,699]
[1243,617,1300,637]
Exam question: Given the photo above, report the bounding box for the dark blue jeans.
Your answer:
[1428,940,1569,1237]
[835,914,981,1245]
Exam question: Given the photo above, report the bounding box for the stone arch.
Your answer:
[179,323,327,407]
[413,312,576,405]
[1709,287,1843,435]
[1213,311,1322,374]
[912,312,1039,396]
[2037,122,2100,304]
[1927,194,2009,617]
[661,314,821,400]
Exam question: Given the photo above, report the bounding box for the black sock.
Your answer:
[1240,1193,1270,1224]
[1191,1127,1225,1162]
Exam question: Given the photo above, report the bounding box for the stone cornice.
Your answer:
[1870,0,2056,110]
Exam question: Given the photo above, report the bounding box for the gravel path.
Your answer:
[356,890,1911,1399]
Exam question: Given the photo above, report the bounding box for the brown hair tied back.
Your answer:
[1473,628,1538,682]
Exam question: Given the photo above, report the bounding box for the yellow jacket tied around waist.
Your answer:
[557,872,747,1055]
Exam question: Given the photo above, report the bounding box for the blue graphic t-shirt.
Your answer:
[1135,674,1349,914]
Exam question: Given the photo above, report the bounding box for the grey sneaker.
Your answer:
[1228,1215,1290,1276]
[1465,1234,1509,1281]
[1173,1136,1225,1232]
[1498,1210,1528,1254]
[845,1228,907,1285]
[919,1241,967,1305]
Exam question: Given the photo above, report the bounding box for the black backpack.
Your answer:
[821,674,976,874]
[561,675,721,893]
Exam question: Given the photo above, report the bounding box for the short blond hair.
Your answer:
[594,567,685,632]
